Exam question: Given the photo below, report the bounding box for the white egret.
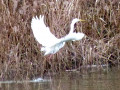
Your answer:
[31,15,85,55]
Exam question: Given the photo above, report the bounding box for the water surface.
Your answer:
[0,67,120,90]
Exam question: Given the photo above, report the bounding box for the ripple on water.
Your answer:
[0,77,50,84]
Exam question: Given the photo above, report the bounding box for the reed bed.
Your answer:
[0,0,120,80]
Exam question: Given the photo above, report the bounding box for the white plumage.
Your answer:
[31,15,85,55]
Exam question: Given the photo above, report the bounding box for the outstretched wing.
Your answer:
[31,15,58,47]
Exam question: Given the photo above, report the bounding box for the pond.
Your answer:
[0,67,120,90]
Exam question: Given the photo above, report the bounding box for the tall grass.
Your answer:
[0,0,119,80]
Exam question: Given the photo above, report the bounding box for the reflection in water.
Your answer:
[0,67,120,90]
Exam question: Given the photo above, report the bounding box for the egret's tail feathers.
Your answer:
[40,42,65,56]
[41,47,50,56]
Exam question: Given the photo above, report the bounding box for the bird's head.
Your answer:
[69,18,85,34]
[71,18,85,25]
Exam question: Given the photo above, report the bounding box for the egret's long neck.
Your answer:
[69,22,75,34]
[58,21,77,44]
[60,22,76,43]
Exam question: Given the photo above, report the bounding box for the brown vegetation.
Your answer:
[0,0,120,80]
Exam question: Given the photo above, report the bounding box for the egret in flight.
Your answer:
[31,15,85,55]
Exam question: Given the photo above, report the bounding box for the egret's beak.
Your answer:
[79,19,85,21]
